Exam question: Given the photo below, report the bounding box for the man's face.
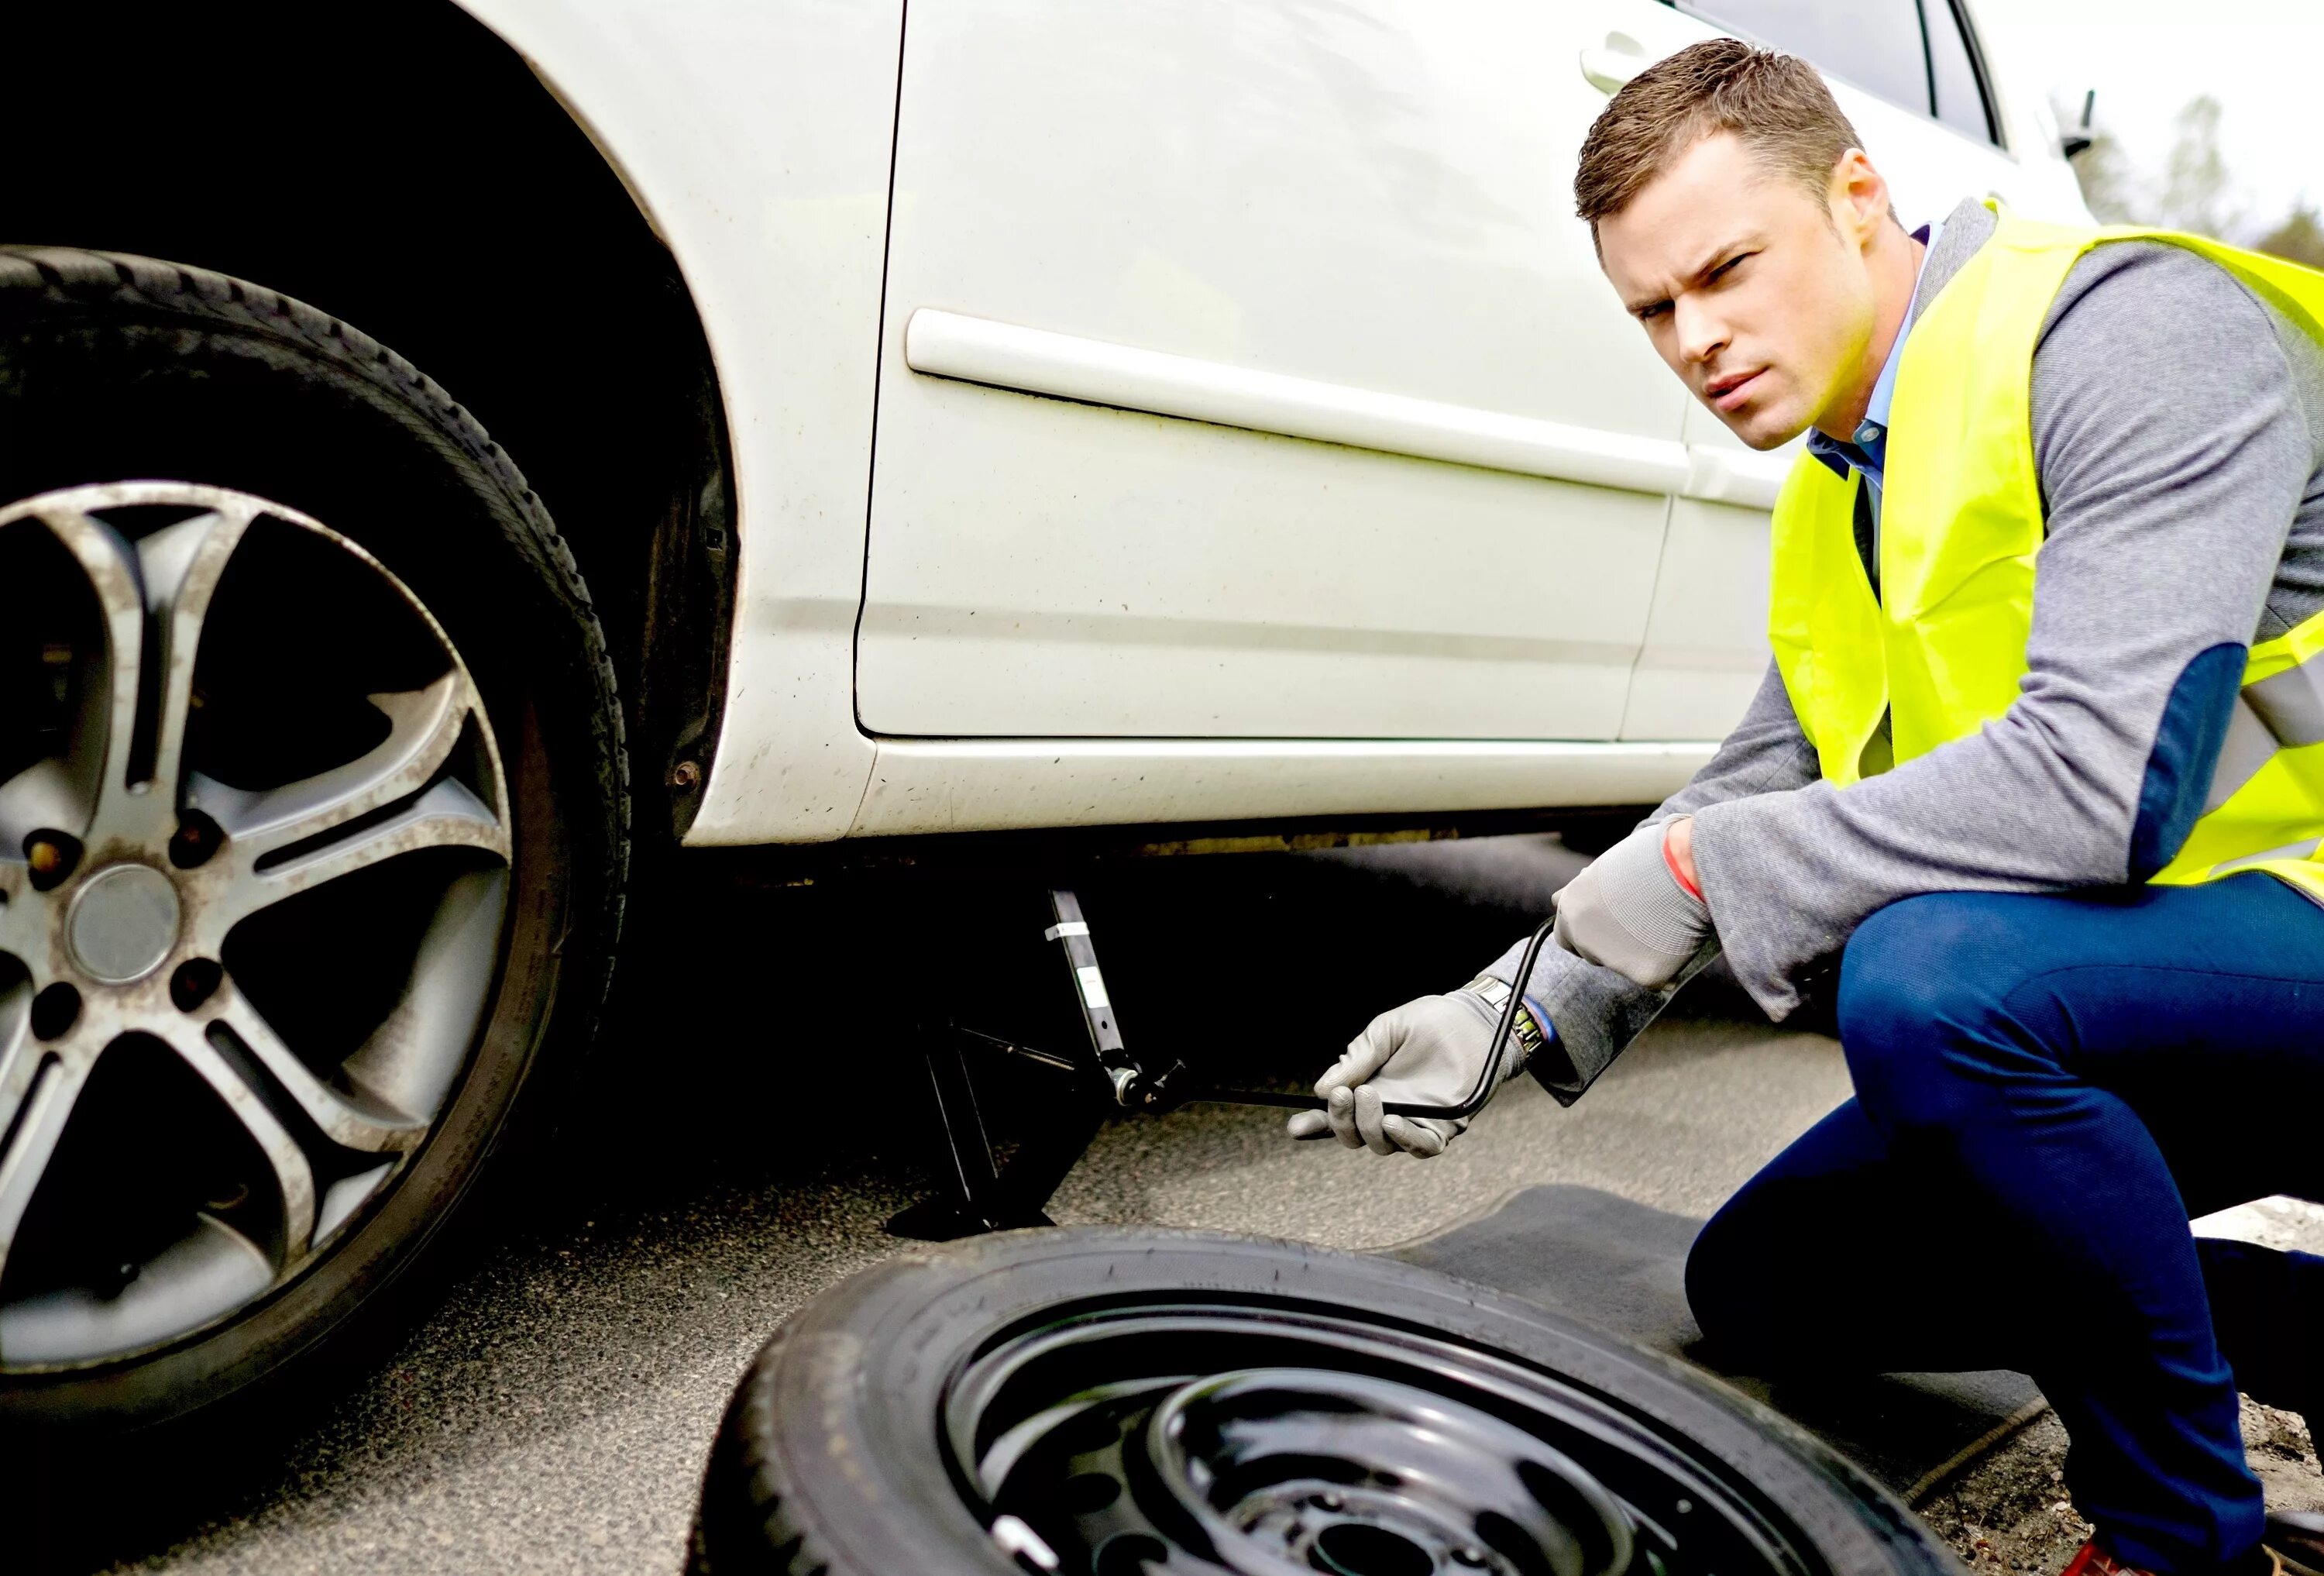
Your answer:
[1597,132,1881,450]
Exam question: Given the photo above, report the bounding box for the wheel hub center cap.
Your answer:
[67,862,182,984]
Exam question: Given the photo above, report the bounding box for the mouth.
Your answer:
[1706,369,1764,411]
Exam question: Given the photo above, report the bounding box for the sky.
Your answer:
[1976,0,2324,238]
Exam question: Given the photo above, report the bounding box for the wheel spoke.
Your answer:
[132,507,253,806]
[189,672,480,863]
[0,863,37,975]
[161,1023,319,1266]
[194,773,508,947]
[0,504,147,848]
[0,987,44,1184]
[0,498,256,850]
[206,981,429,1156]
[0,1051,87,1292]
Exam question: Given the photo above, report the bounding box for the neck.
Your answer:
[1815,224,1924,445]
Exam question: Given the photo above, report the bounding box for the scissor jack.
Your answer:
[885,888,1552,1240]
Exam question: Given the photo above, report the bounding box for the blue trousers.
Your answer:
[1686,876,2324,1574]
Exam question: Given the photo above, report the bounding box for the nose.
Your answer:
[1673,295,1728,368]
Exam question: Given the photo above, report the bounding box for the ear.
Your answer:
[1828,148,1892,253]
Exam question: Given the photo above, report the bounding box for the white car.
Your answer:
[0,0,2087,1430]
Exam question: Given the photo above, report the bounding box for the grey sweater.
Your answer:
[1491,197,2324,1100]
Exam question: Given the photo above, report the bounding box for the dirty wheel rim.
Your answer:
[0,481,509,1371]
[945,1298,1817,1576]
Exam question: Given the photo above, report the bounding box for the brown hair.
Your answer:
[1574,37,1872,236]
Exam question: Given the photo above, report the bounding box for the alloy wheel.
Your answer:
[0,481,510,1371]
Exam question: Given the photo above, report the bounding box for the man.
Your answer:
[1287,37,2324,1576]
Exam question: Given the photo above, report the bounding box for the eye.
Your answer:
[1710,253,1752,280]
[1635,301,1670,322]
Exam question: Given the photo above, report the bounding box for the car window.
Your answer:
[1669,0,1931,119]
[1922,0,1997,143]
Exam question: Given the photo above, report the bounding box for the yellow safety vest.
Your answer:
[1769,201,2324,900]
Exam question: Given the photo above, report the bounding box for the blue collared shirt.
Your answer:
[1804,219,1943,526]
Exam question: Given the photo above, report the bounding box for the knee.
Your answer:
[1685,1189,1792,1368]
[1837,896,2033,1135]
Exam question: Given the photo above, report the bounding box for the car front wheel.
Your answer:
[0,250,627,1430]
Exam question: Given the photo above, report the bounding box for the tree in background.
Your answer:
[2256,202,2324,269]
[2063,90,2322,263]
[2154,95,2240,241]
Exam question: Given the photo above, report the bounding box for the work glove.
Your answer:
[1285,989,1528,1158]
[1551,819,1710,989]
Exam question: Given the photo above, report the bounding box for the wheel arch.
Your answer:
[7,0,737,841]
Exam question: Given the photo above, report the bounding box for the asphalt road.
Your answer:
[26,834,2319,1573]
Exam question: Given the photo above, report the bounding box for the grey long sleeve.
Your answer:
[1483,661,1817,1099]
[1491,201,2324,1093]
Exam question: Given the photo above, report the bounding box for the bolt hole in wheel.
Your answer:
[31,982,81,1041]
[0,483,510,1372]
[169,958,223,1013]
[168,811,223,871]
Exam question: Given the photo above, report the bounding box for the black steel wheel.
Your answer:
[0,250,627,1431]
[690,1229,1956,1576]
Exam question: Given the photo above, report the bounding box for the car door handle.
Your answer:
[1580,35,1647,95]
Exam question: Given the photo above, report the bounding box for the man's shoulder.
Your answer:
[1916,201,2290,368]
[2024,226,2324,527]
[2047,233,2260,333]
[2038,234,2319,443]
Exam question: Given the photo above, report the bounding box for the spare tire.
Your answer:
[691,1228,1953,1576]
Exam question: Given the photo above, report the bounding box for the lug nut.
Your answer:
[169,811,223,870]
[25,831,82,891]
[170,957,223,1012]
[668,759,703,790]
[31,982,81,1041]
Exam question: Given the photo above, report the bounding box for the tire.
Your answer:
[0,249,627,1430]
[690,1228,1955,1576]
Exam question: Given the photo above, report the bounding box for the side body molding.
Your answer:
[905,309,1793,510]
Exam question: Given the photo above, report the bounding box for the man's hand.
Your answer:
[1552,818,1711,988]
[1285,990,1516,1158]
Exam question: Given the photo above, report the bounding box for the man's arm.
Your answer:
[1480,657,1822,1100]
[1690,242,2318,1020]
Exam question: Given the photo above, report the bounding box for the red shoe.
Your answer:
[2062,1542,2156,1576]
[2059,1540,2287,1576]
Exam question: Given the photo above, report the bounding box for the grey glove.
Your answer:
[1552,821,1711,988]
[1285,989,1525,1158]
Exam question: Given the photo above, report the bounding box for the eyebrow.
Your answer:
[1624,237,1757,316]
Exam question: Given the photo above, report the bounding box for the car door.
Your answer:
[857,0,1706,743]
[1620,0,2082,741]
